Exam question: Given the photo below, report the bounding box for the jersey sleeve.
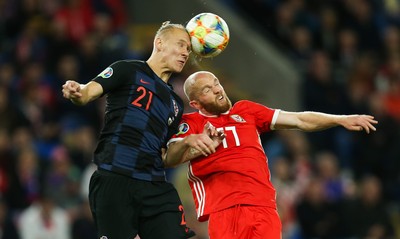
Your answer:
[167,114,202,146]
[242,100,280,133]
[92,61,130,95]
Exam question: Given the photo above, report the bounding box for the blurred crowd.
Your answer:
[220,0,400,238]
[0,0,138,238]
[0,0,400,239]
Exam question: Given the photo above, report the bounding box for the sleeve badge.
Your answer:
[176,123,189,135]
[98,67,113,78]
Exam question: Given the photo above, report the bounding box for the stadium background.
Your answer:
[0,0,399,238]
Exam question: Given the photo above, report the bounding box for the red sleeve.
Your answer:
[169,113,203,143]
[238,100,278,133]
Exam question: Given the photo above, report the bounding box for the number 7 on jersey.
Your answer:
[217,126,240,148]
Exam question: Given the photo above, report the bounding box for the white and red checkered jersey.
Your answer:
[169,100,280,221]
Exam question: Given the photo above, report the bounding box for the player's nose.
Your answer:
[213,85,222,94]
[181,48,190,57]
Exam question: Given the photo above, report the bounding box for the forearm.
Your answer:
[297,111,344,131]
[164,139,203,168]
[164,123,225,168]
[63,80,103,106]
[69,84,93,105]
[275,111,377,133]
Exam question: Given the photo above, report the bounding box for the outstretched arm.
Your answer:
[274,111,378,133]
[62,80,103,106]
[164,122,225,168]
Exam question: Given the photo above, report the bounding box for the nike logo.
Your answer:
[140,79,150,84]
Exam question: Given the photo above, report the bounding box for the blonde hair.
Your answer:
[155,21,187,38]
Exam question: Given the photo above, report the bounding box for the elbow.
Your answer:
[163,156,181,168]
[162,157,173,168]
[163,148,183,168]
[163,161,174,168]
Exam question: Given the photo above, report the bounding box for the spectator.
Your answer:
[5,148,41,211]
[53,0,94,43]
[43,146,81,215]
[0,198,20,239]
[271,156,310,239]
[340,175,395,238]
[296,178,342,238]
[314,151,354,202]
[17,193,71,239]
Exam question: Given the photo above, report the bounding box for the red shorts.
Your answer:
[208,205,282,239]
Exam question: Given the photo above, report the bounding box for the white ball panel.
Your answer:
[190,37,204,54]
[200,13,218,28]
[186,21,197,32]
[204,33,225,48]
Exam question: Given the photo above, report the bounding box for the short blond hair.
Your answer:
[155,21,187,38]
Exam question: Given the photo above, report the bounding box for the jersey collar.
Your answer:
[198,109,230,117]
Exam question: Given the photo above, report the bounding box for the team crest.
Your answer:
[98,67,113,78]
[231,114,246,122]
[176,123,189,135]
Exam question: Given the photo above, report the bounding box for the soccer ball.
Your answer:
[186,13,230,58]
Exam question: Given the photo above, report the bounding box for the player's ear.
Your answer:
[189,100,201,110]
[155,37,162,51]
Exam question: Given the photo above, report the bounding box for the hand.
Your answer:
[62,80,82,100]
[204,122,225,141]
[341,115,378,134]
[185,122,225,157]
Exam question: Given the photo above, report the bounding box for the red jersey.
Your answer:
[169,100,280,221]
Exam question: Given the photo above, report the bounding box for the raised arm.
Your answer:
[274,111,378,133]
[164,122,225,168]
[62,80,103,106]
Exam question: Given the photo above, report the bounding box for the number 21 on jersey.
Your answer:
[131,86,153,110]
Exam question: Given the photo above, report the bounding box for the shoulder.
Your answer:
[231,100,276,117]
[232,100,258,110]
[102,60,153,79]
[110,60,144,70]
[236,100,252,105]
[182,112,201,121]
[182,112,207,127]
[178,112,205,134]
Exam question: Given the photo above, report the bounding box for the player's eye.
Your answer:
[202,87,211,94]
[177,41,191,54]
[175,42,182,48]
[177,41,185,48]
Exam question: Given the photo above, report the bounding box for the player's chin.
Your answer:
[171,65,182,73]
[176,60,187,71]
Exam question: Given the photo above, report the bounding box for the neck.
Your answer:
[199,109,222,117]
[146,57,172,83]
